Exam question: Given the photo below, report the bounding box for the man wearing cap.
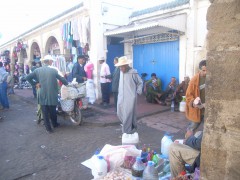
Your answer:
[26,55,68,133]
[72,55,87,83]
[115,56,143,134]
[99,57,111,107]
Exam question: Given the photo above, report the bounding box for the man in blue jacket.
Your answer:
[72,55,87,83]
[169,131,202,178]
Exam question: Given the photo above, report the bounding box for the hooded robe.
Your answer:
[117,68,143,134]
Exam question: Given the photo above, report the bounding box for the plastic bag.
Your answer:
[86,79,96,104]
[60,85,78,99]
[61,83,86,100]
[100,144,141,171]
[193,168,200,180]
[82,144,142,173]
[61,85,69,100]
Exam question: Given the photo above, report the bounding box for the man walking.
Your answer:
[185,60,207,132]
[115,56,143,134]
[72,55,87,83]
[105,57,120,111]
[99,57,111,107]
[26,55,68,133]
[0,62,9,109]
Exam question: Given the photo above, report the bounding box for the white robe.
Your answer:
[117,68,143,134]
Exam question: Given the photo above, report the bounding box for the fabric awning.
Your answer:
[104,14,186,36]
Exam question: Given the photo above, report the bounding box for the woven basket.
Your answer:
[60,99,74,112]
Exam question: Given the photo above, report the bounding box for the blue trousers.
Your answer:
[101,82,111,104]
[0,82,9,108]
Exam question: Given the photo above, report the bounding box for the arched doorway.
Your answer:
[12,41,29,75]
[30,42,41,63]
[45,36,60,55]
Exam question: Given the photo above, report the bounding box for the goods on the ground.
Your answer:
[100,168,131,180]
[152,152,160,166]
[123,156,136,169]
[161,135,173,158]
[99,144,142,171]
[91,155,107,179]
[122,132,139,147]
[131,156,145,179]
[143,161,158,180]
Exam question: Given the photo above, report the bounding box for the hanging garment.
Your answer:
[72,18,80,40]
[77,17,83,47]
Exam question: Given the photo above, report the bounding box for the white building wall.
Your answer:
[179,35,187,81]
[101,1,133,26]
[90,0,134,99]
[185,0,210,78]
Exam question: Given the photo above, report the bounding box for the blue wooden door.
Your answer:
[133,40,179,91]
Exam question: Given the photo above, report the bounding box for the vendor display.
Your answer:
[81,135,200,180]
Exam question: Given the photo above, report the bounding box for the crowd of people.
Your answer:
[144,73,190,108]
[0,53,206,178]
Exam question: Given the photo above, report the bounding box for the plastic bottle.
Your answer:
[158,160,170,178]
[152,152,159,166]
[131,156,145,180]
[147,150,153,161]
[90,149,100,163]
[161,135,173,158]
[171,100,175,112]
[142,144,147,152]
[91,155,107,179]
[179,96,186,112]
[142,161,158,180]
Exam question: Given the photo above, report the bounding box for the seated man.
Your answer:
[158,77,178,105]
[169,131,202,178]
[174,76,190,104]
[144,73,162,103]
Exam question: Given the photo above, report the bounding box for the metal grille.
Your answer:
[121,32,182,45]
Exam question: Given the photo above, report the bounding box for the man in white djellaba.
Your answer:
[115,56,143,134]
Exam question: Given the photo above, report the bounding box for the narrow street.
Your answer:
[0,90,189,180]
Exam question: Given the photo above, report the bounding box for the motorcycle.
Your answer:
[57,83,86,125]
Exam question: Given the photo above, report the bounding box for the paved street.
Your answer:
[0,89,190,180]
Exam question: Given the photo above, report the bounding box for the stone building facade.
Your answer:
[201,0,240,179]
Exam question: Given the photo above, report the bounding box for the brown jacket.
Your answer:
[185,73,201,122]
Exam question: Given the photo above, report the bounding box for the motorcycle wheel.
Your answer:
[70,105,83,126]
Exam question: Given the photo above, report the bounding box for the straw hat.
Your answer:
[41,55,55,62]
[115,56,132,67]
